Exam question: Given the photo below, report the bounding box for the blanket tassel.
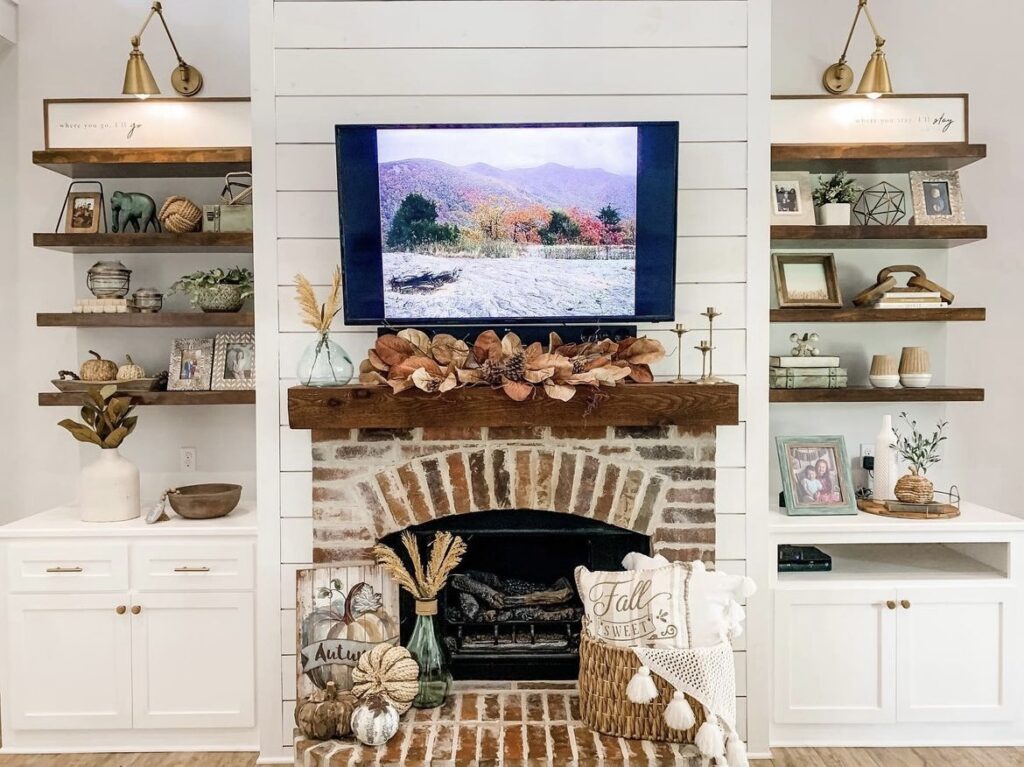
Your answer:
[663,690,696,730]
[725,732,749,767]
[626,665,658,704]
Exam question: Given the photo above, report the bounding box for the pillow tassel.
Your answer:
[695,709,725,759]
[626,665,658,704]
[726,733,749,767]
[663,690,695,730]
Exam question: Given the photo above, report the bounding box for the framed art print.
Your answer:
[776,435,858,516]
[910,171,966,225]
[772,253,842,308]
[212,333,255,390]
[770,172,815,225]
[168,338,215,391]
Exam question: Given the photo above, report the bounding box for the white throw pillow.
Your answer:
[575,563,691,648]
[621,552,671,571]
[686,561,757,647]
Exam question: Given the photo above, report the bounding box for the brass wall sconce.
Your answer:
[123,1,203,99]
[822,0,893,98]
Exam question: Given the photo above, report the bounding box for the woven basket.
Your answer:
[158,196,203,233]
[895,473,935,504]
[578,629,704,743]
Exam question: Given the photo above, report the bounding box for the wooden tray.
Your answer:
[857,499,960,519]
[51,377,160,393]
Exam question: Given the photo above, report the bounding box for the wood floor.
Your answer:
[0,749,1022,766]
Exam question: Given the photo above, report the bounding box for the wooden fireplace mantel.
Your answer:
[287,383,739,430]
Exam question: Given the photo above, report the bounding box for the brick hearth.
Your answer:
[294,683,704,766]
[309,425,717,565]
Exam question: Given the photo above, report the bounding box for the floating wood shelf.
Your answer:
[771,307,986,323]
[32,148,252,178]
[772,143,987,173]
[39,391,255,407]
[34,232,253,253]
[288,383,740,430]
[770,387,984,403]
[37,312,254,328]
[771,225,987,249]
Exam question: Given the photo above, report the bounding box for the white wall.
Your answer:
[254,0,770,760]
[0,9,17,522]
[771,1,1008,508]
[1,0,252,524]
[0,0,15,45]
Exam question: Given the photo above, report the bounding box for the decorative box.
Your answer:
[769,366,848,389]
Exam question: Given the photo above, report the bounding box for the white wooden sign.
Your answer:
[772,95,968,144]
[44,98,251,149]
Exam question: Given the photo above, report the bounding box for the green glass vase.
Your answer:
[406,599,452,709]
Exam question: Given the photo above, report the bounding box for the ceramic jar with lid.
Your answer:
[87,260,132,299]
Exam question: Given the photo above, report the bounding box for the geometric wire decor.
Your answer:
[853,181,907,225]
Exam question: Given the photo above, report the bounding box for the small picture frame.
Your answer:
[65,192,102,234]
[212,333,255,390]
[168,338,215,391]
[776,436,858,516]
[772,253,842,308]
[771,172,815,226]
[910,171,965,225]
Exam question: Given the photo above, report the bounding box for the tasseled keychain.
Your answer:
[626,665,659,704]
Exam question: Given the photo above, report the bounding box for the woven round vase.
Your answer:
[894,473,935,504]
[899,347,932,388]
[869,354,900,389]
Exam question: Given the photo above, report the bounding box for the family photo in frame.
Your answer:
[776,436,858,516]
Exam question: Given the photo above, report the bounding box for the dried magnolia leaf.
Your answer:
[627,363,655,383]
[617,337,665,365]
[547,332,563,354]
[388,376,415,394]
[376,335,418,366]
[367,349,390,372]
[592,365,631,386]
[544,382,576,401]
[500,332,523,357]
[473,330,502,364]
[524,367,553,384]
[398,328,432,356]
[438,372,458,393]
[411,367,440,392]
[456,367,484,384]
[390,356,442,381]
[359,368,387,385]
[431,334,470,367]
[502,379,533,402]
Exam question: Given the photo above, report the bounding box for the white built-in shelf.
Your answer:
[0,503,257,538]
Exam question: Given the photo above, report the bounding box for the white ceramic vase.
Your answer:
[80,449,141,522]
[873,415,899,502]
[818,202,852,226]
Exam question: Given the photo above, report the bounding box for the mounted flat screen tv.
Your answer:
[336,122,679,326]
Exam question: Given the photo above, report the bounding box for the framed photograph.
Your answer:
[910,171,966,225]
[212,333,255,390]
[168,338,214,391]
[65,192,101,234]
[776,436,858,516]
[770,172,815,225]
[772,253,842,308]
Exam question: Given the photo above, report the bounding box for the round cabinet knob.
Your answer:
[901,600,911,609]
[886,600,897,610]
[115,605,127,615]
[130,605,142,615]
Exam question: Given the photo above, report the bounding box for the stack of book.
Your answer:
[769,355,847,389]
[874,291,948,310]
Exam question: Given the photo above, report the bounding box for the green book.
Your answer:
[769,367,848,389]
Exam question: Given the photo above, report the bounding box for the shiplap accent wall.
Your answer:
[261,1,761,759]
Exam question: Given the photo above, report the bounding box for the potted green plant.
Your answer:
[891,412,948,504]
[170,266,254,313]
[58,385,141,522]
[812,171,861,226]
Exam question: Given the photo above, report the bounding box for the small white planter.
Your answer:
[80,449,141,522]
[817,202,852,226]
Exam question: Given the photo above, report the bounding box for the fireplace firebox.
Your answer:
[383,509,649,680]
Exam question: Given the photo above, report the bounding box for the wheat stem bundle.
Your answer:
[294,266,342,335]
[372,531,467,601]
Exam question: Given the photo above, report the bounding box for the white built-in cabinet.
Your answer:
[0,506,258,754]
[770,503,1024,746]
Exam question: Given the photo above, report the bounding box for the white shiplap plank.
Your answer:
[281,517,314,564]
[673,282,746,329]
[276,95,747,144]
[281,426,312,472]
[281,661,296,703]
[676,237,746,284]
[716,513,746,560]
[278,192,340,239]
[281,609,297,655]
[715,467,746,515]
[276,48,747,97]
[275,2,747,50]
[716,423,746,468]
[278,141,747,193]
[280,563,304,610]
[278,238,342,285]
[280,471,313,518]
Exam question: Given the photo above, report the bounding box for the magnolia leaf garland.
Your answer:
[359,329,666,402]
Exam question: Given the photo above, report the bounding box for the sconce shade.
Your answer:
[123,43,161,97]
[857,46,893,97]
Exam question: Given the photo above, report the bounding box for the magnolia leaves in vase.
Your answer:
[58,385,138,449]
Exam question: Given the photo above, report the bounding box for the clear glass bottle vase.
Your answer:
[406,599,452,709]
[297,332,353,387]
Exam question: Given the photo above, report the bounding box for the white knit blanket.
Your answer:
[631,641,737,735]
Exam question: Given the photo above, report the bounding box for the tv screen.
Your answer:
[336,122,678,326]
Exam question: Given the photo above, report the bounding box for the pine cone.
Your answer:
[503,350,526,382]
[571,356,588,374]
[479,360,505,386]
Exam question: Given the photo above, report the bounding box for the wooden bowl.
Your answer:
[167,483,242,519]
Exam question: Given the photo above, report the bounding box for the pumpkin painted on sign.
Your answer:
[300,580,399,693]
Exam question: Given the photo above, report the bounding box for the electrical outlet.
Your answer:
[860,443,875,458]
[180,447,197,473]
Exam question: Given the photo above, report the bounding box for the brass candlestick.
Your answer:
[672,323,693,383]
[695,341,714,384]
[699,306,726,384]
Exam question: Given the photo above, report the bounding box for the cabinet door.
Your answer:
[130,591,254,729]
[7,593,132,730]
[896,585,1015,722]
[774,588,896,724]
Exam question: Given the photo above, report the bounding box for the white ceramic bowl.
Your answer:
[869,374,901,389]
[899,373,933,388]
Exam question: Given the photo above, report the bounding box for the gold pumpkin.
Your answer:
[116,354,146,382]
[351,643,420,714]
[80,350,118,382]
[295,681,355,740]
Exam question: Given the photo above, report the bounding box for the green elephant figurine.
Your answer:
[111,191,161,233]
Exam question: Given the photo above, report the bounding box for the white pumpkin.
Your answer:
[116,355,146,382]
[350,694,400,746]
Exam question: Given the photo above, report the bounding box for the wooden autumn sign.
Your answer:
[296,565,400,701]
